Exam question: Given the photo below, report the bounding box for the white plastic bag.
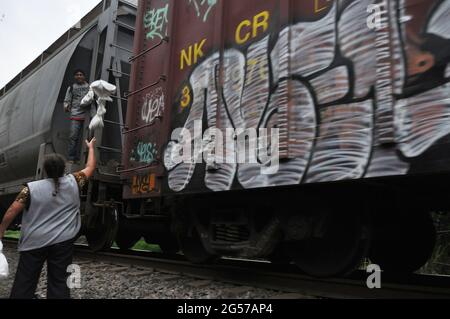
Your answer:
[85,80,117,131]
[0,240,9,279]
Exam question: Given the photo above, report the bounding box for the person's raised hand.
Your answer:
[85,137,97,149]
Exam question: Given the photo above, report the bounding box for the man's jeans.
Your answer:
[68,120,84,161]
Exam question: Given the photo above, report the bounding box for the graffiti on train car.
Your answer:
[188,0,217,22]
[130,140,158,165]
[144,2,169,40]
[180,39,207,70]
[314,0,333,13]
[180,85,192,110]
[162,0,450,192]
[141,87,165,124]
[131,173,157,195]
[235,11,270,45]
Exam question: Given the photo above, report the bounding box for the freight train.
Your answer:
[1,0,450,277]
[0,0,137,251]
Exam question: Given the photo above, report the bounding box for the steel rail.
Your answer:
[72,245,450,299]
[3,239,450,299]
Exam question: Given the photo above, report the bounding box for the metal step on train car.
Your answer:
[118,0,450,277]
[0,0,137,251]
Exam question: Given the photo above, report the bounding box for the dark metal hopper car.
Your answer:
[0,0,137,251]
[119,0,450,277]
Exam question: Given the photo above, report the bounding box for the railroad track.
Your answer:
[3,239,450,299]
[73,246,450,299]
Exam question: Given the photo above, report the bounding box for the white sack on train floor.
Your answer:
[81,80,117,131]
[0,240,9,279]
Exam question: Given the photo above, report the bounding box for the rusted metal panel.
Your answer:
[122,0,173,199]
[124,0,450,198]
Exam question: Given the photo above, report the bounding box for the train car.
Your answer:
[118,0,450,277]
[0,0,137,251]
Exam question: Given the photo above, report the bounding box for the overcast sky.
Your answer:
[0,0,101,88]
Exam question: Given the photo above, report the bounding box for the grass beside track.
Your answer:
[5,231,162,252]
[5,230,20,240]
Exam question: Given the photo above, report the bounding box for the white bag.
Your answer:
[0,240,9,279]
[86,80,117,131]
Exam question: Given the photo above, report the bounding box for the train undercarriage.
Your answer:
[77,172,446,278]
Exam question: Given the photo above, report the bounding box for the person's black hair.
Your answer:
[43,154,66,196]
[73,69,86,76]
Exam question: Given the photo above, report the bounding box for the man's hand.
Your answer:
[85,137,97,149]
[64,103,71,113]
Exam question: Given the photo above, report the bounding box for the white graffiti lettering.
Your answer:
[141,87,165,124]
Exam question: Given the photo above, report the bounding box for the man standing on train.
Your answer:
[64,69,91,164]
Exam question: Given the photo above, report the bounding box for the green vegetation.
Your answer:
[4,230,20,239]
[132,239,162,252]
[112,238,162,252]
[5,231,161,253]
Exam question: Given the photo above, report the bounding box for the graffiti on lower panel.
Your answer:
[164,0,450,192]
[131,174,156,195]
[141,87,164,124]
[305,101,373,183]
[395,83,450,158]
[130,141,158,165]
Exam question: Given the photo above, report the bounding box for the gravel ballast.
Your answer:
[0,243,312,299]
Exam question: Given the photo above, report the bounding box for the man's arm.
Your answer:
[64,86,72,113]
[81,137,97,179]
[0,201,25,240]
[80,86,94,107]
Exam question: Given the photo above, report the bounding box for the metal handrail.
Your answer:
[122,116,162,134]
[124,75,166,98]
[129,36,169,62]
[97,146,122,154]
[116,161,161,174]
[96,168,120,178]
[107,68,130,77]
[110,95,128,102]
[109,43,133,54]
[103,119,128,128]
[113,19,135,31]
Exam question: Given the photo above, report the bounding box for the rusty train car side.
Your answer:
[120,0,450,276]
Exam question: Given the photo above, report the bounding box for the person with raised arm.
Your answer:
[0,137,97,299]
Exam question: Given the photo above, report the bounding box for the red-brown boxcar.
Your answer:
[120,0,450,276]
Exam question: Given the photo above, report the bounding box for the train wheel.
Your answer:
[285,210,369,277]
[267,250,292,265]
[369,211,436,274]
[85,207,118,252]
[178,228,217,264]
[267,244,292,265]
